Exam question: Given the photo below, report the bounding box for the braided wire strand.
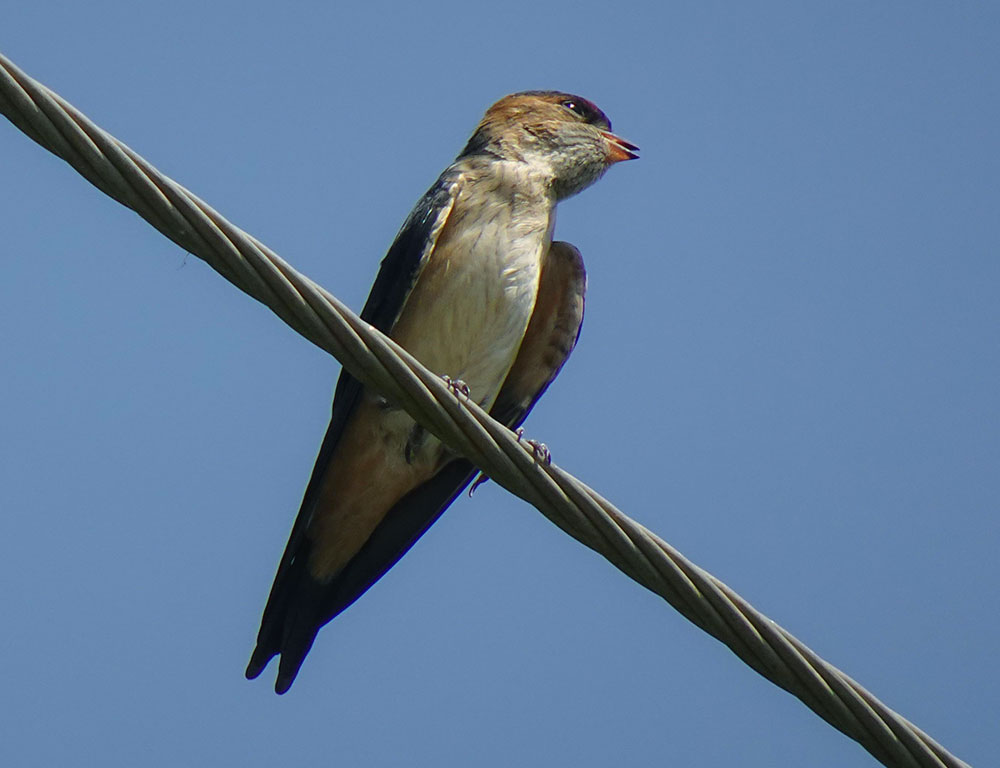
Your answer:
[0,52,970,768]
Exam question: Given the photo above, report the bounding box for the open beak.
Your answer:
[602,131,640,163]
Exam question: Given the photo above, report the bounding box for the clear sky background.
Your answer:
[1,3,997,766]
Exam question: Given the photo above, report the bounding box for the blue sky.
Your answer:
[1,2,997,766]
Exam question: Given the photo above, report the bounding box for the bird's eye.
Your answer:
[561,100,587,118]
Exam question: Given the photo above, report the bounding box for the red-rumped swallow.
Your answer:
[246,91,637,693]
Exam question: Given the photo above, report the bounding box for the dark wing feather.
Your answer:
[302,241,587,633]
[245,173,458,686]
[247,233,586,694]
[292,241,586,649]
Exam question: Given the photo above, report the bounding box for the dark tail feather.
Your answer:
[245,564,335,693]
[245,534,321,692]
[245,645,274,681]
[246,461,476,693]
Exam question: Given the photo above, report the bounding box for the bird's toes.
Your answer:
[515,429,552,465]
[442,375,471,400]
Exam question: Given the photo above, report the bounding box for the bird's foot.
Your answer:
[516,428,552,465]
[442,375,471,401]
[469,428,551,496]
[468,472,490,496]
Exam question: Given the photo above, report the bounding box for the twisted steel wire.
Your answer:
[0,52,971,768]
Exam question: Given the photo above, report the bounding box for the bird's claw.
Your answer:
[516,428,552,465]
[468,472,490,496]
[442,375,471,400]
[528,440,552,465]
[469,429,551,497]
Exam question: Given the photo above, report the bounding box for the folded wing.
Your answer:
[246,234,586,694]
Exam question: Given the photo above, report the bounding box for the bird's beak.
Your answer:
[602,131,640,163]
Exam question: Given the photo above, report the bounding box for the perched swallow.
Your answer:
[246,91,637,693]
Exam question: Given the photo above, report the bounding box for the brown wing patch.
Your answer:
[492,241,586,426]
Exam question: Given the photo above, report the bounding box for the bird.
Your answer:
[246,90,637,693]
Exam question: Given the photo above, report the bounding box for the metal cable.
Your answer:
[0,52,971,768]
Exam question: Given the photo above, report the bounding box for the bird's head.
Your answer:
[460,90,638,200]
